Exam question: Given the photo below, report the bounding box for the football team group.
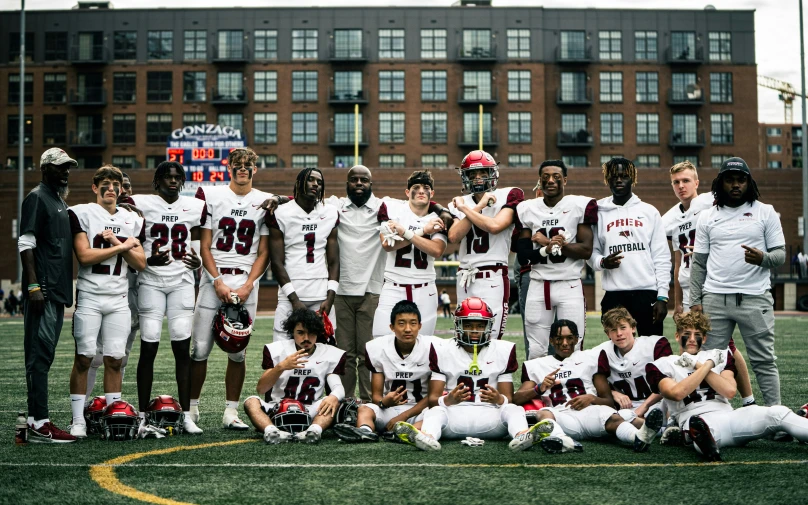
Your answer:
[19,146,808,462]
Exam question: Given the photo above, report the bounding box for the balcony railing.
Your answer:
[210,87,248,105]
[665,46,704,65]
[69,130,106,148]
[327,87,369,104]
[329,42,369,62]
[667,88,705,106]
[556,46,592,64]
[212,44,250,63]
[69,88,107,106]
[556,87,593,106]
[458,129,499,147]
[328,128,369,147]
[557,129,594,147]
[669,129,706,148]
[457,43,497,62]
[457,86,498,104]
[70,44,108,64]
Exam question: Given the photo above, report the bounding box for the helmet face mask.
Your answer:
[84,396,107,435]
[213,303,253,353]
[459,150,499,195]
[272,399,312,434]
[335,398,363,425]
[145,395,184,435]
[453,297,495,347]
[101,400,140,441]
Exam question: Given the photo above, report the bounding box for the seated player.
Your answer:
[244,309,347,444]
[394,297,550,452]
[596,307,671,428]
[334,300,436,442]
[646,311,808,461]
[514,319,663,453]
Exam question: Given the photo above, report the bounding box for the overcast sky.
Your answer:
[2,0,804,125]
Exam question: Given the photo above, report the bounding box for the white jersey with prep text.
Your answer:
[516,195,598,281]
[365,334,437,405]
[429,339,518,405]
[448,187,524,268]
[69,203,145,296]
[662,192,714,306]
[132,194,206,287]
[646,349,736,425]
[594,336,673,408]
[383,201,447,284]
[261,340,347,404]
[694,200,786,296]
[195,186,272,271]
[521,349,610,408]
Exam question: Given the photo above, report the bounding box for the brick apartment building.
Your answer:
[759,123,803,168]
[0,2,758,171]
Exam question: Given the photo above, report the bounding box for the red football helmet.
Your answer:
[213,303,253,353]
[102,400,140,441]
[145,395,184,435]
[83,396,107,435]
[271,399,312,435]
[321,311,336,346]
[453,297,495,347]
[797,403,808,418]
[459,150,499,195]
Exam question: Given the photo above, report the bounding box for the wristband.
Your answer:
[327,280,339,293]
[539,246,550,258]
[378,399,387,410]
[499,396,509,407]
[211,274,222,282]
[280,282,296,299]
[28,283,40,289]
[414,228,425,237]
[599,258,605,268]
[403,229,415,241]
[28,287,41,293]
[438,396,447,408]
[657,296,669,303]
[534,384,542,397]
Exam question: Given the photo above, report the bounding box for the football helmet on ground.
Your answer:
[271,399,312,435]
[335,398,362,426]
[84,396,107,435]
[102,400,140,441]
[212,303,253,353]
[459,150,499,195]
[145,395,184,435]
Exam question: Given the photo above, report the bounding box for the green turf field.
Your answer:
[0,315,806,505]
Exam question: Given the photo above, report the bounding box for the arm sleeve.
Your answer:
[761,246,786,269]
[18,233,36,252]
[649,211,672,298]
[763,206,786,249]
[689,252,708,306]
[588,227,605,271]
[326,374,346,401]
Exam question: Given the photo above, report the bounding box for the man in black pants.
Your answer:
[589,157,670,336]
[19,148,78,443]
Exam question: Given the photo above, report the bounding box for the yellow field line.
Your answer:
[89,439,256,505]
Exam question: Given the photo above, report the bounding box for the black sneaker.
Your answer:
[634,408,664,453]
[688,416,721,462]
[540,435,582,454]
[333,423,379,443]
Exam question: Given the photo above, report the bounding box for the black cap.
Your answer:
[718,157,750,175]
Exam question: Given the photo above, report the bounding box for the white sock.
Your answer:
[27,416,34,425]
[225,401,239,410]
[138,412,145,420]
[33,419,50,430]
[742,395,756,406]
[105,392,121,405]
[307,424,323,435]
[359,425,373,433]
[70,394,86,425]
[190,399,200,407]
[615,421,639,445]
[183,411,192,420]
[548,419,567,438]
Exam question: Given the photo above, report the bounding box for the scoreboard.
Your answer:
[166,124,246,194]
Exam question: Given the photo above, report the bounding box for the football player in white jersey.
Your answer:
[269,168,339,341]
[334,300,436,442]
[646,311,808,461]
[447,150,524,341]
[132,162,205,434]
[244,309,347,444]
[191,148,282,430]
[67,166,146,438]
[514,319,664,453]
[516,160,597,359]
[394,297,552,452]
[596,307,671,428]
[372,171,447,338]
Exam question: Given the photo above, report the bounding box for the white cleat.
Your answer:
[294,429,321,444]
[183,418,203,435]
[393,421,441,452]
[264,428,293,444]
[634,408,665,452]
[509,419,554,452]
[68,423,87,439]
[222,408,249,430]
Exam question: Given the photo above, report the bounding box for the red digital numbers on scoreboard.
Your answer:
[191,171,204,182]
[167,148,185,165]
[210,172,225,182]
[192,148,218,160]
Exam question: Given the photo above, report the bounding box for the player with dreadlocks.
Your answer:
[589,157,671,337]
[690,157,786,410]
[269,167,340,340]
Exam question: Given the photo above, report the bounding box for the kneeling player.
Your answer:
[334,300,435,442]
[514,319,663,453]
[395,297,548,452]
[244,309,347,444]
[646,311,808,461]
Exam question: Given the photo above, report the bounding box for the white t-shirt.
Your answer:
[694,201,785,295]
[662,192,714,306]
[383,200,447,284]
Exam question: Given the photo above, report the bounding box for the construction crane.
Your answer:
[758,75,805,124]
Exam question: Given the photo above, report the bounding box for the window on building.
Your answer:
[112,114,136,144]
[462,29,492,58]
[182,71,206,102]
[292,112,318,143]
[711,113,733,144]
[217,72,244,101]
[334,71,363,100]
[421,112,447,143]
[147,72,173,102]
[599,72,623,102]
[258,154,279,168]
[671,31,696,61]
[218,113,243,131]
[334,113,364,143]
[379,71,405,101]
[421,29,447,59]
[421,154,448,168]
[73,31,104,62]
[184,30,206,60]
[217,30,244,60]
[146,114,172,143]
[507,154,533,167]
[767,127,782,136]
[379,29,405,59]
[421,70,447,101]
[462,112,493,144]
[560,72,587,102]
[379,112,405,143]
[600,113,623,144]
[111,156,137,169]
[599,30,622,60]
[114,31,137,60]
[148,30,173,60]
[767,144,782,154]
[561,113,587,135]
[7,115,33,145]
[562,155,587,167]
[709,32,731,61]
[508,70,531,101]
[183,113,206,127]
[75,73,103,102]
[43,115,66,145]
[292,154,318,168]
[600,155,625,165]
[254,113,278,144]
[254,30,278,60]
[560,31,586,59]
[671,72,697,101]
[9,32,34,62]
[44,32,67,61]
[292,29,318,59]
[710,73,733,103]
[636,113,659,144]
[672,114,698,144]
[334,30,363,59]
[508,112,531,143]
[710,155,730,167]
[635,154,660,167]
[635,31,657,60]
[462,71,492,101]
[112,72,136,103]
[635,72,659,103]
[507,29,530,58]
[8,74,33,104]
[379,154,406,168]
[292,71,318,102]
[43,73,67,104]
[6,156,34,170]
[767,161,783,168]
[146,156,163,169]
[254,71,277,102]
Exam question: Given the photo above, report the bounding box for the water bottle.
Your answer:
[15,411,28,445]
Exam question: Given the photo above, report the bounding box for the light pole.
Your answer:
[801,0,808,253]
[17,0,26,283]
